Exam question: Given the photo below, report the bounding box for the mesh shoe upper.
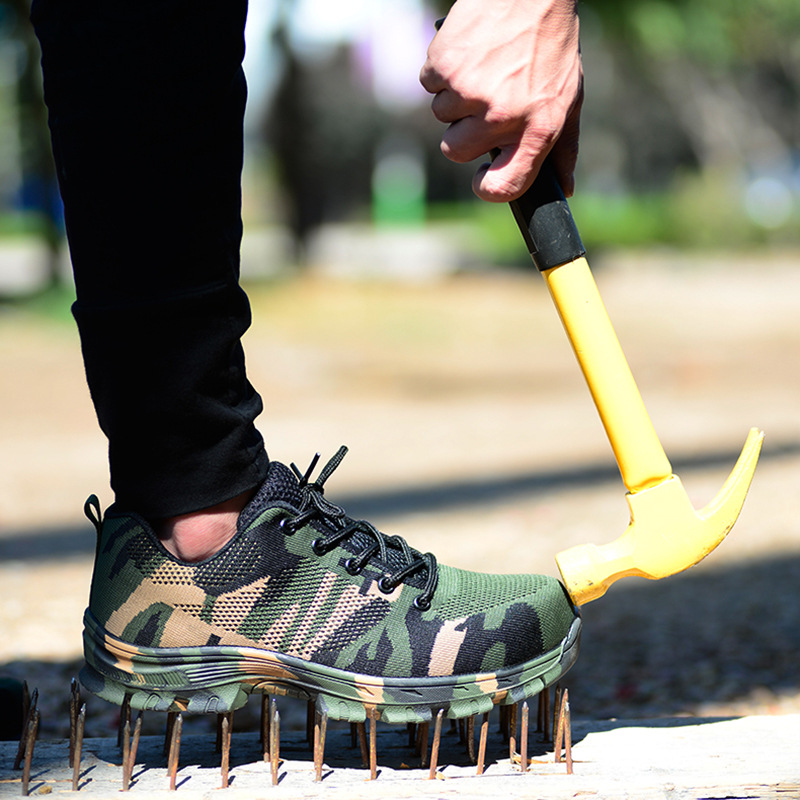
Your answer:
[87,449,578,679]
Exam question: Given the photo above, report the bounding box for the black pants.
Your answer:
[31,0,269,518]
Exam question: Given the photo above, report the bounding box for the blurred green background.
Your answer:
[0,0,798,299]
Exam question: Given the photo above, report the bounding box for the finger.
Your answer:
[440,116,513,165]
[429,89,484,125]
[418,60,446,95]
[472,144,545,202]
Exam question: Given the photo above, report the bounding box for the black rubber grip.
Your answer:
[509,160,585,271]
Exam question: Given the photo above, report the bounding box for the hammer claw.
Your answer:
[556,427,764,605]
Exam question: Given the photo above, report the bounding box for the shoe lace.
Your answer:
[284,446,438,610]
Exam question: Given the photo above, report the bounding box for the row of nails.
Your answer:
[14,679,571,794]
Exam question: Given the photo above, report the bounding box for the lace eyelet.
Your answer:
[279,518,296,535]
[377,576,396,594]
[344,558,361,575]
[413,596,431,611]
[311,538,327,556]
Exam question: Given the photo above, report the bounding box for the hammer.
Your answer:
[510,162,764,605]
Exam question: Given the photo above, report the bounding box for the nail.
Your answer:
[14,687,38,770]
[553,684,563,744]
[368,707,377,780]
[466,715,476,763]
[417,721,429,768]
[22,681,30,726]
[313,710,328,782]
[121,714,131,790]
[476,711,490,776]
[508,702,518,764]
[270,701,280,786]
[356,721,368,768]
[220,712,233,789]
[428,709,443,781]
[69,679,79,768]
[123,711,142,791]
[168,713,182,791]
[261,695,270,761]
[21,708,39,797]
[117,694,130,750]
[520,702,529,773]
[563,692,573,775]
[72,703,85,792]
[164,711,177,757]
[554,693,564,763]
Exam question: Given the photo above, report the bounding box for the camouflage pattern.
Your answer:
[81,456,581,721]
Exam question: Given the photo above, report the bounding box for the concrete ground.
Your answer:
[1,240,799,795]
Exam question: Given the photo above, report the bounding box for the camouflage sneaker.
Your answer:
[80,447,581,723]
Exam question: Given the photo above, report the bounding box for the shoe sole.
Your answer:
[80,609,581,724]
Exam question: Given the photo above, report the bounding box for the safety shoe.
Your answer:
[80,447,581,723]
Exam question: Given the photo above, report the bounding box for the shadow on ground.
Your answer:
[2,437,797,562]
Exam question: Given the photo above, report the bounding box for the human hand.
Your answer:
[419,0,583,201]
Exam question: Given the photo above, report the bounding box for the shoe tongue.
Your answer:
[239,461,302,530]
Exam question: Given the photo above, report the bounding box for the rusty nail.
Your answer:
[22,681,30,725]
[564,693,573,775]
[520,701,529,773]
[356,721,369,768]
[553,684,563,744]
[367,707,378,780]
[260,695,270,760]
[168,713,182,791]
[466,715,476,763]
[554,695,564,762]
[220,712,233,788]
[270,701,280,786]
[313,710,328,782]
[21,708,39,797]
[417,721,430,768]
[69,679,79,768]
[123,710,143,791]
[14,687,38,771]
[428,709,443,781]
[476,711,490,776]
[72,703,85,792]
[117,694,130,750]
[164,711,177,757]
[508,702,518,764]
[121,714,131,791]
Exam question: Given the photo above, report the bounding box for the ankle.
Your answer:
[154,489,255,562]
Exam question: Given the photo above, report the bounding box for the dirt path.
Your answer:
[1,248,799,734]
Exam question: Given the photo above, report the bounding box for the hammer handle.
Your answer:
[510,163,673,493]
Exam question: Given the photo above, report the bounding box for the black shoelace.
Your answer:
[280,446,438,611]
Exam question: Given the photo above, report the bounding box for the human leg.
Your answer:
[31,0,268,526]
